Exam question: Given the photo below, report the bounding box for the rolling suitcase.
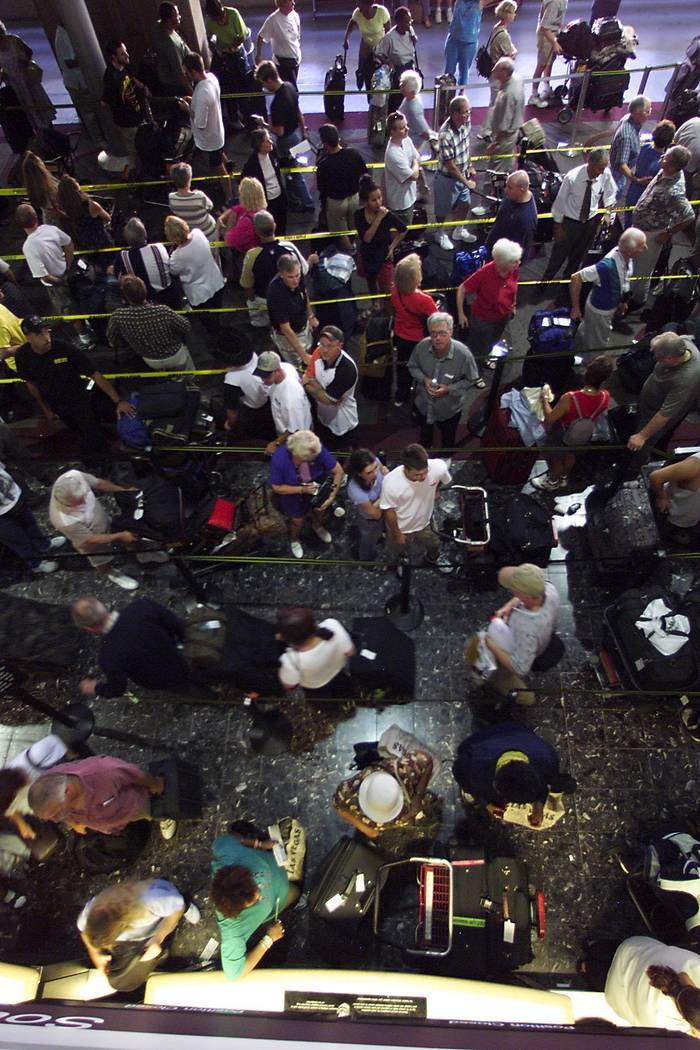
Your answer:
[481,406,538,484]
[350,616,416,698]
[324,52,347,123]
[586,479,660,570]
[308,836,384,926]
[603,589,699,693]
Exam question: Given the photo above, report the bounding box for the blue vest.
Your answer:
[590,254,623,312]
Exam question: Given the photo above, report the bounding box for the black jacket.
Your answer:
[96,597,189,698]
[241,149,287,204]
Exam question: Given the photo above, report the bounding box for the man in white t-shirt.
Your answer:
[605,936,700,1035]
[255,0,302,87]
[380,443,451,563]
[223,347,273,437]
[384,112,421,226]
[181,53,231,198]
[253,350,312,454]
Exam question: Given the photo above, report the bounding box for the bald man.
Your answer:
[485,169,538,259]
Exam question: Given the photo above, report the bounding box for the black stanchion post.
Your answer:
[384,554,424,630]
[465,352,508,439]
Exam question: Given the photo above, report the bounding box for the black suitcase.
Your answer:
[557,19,594,60]
[603,589,700,693]
[308,836,384,926]
[586,480,660,568]
[488,493,557,568]
[324,53,347,123]
[115,475,183,543]
[523,308,575,395]
[217,608,285,695]
[350,616,416,699]
[592,16,623,47]
[149,756,203,819]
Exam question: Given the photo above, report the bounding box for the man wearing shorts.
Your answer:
[529,0,567,108]
[434,96,477,251]
[181,53,231,199]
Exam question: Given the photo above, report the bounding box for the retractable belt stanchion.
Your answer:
[384,553,425,631]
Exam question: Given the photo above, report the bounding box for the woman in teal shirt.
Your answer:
[211,831,299,979]
[444,0,483,87]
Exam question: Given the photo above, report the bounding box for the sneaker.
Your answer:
[452,227,477,243]
[531,96,549,109]
[532,474,566,492]
[333,506,346,518]
[476,132,491,142]
[106,571,139,590]
[33,560,58,574]
[159,818,178,840]
[436,231,454,251]
[48,536,67,550]
[311,523,332,543]
[290,540,304,559]
[183,902,201,925]
[435,6,442,21]
[446,5,453,20]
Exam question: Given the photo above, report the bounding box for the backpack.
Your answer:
[452,245,488,284]
[562,390,608,446]
[644,829,700,932]
[116,405,151,449]
[324,53,347,123]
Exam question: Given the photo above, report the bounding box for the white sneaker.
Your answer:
[290,540,304,559]
[333,506,346,518]
[531,96,549,109]
[312,523,332,544]
[452,227,477,243]
[436,231,454,251]
[107,571,139,590]
[446,5,453,20]
[527,93,540,105]
[183,902,201,924]
[435,6,442,21]
[48,536,67,550]
[33,560,58,574]
[159,818,178,840]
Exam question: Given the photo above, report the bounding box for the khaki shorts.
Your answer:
[271,322,313,366]
[325,194,359,234]
[536,28,555,67]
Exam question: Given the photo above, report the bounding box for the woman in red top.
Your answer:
[533,354,614,492]
[455,237,521,380]
[220,177,266,255]
[390,253,438,405]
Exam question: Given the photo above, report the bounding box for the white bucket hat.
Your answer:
[358,770,404,825]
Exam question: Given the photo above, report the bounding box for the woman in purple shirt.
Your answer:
[269,429,344,559]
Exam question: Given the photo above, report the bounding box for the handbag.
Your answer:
[501,793,566,830]
[562,390,608,446]
[378,723,441,778]
[475,26,500,79]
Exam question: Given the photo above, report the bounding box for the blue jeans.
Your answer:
[444,36,477,87]
[275,129,314,210]
[0,499,50,568]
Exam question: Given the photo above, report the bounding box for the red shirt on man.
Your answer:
[460,262,519,322]
[43,756,153,835]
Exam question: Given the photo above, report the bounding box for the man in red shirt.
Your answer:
[456,237,522,374]
[28,756,173,838]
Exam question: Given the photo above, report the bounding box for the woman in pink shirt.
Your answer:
[456,237,521,379]
[390,252,438,405]
[220,176,266,255]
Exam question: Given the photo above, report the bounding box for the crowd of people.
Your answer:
[0,0,700,1033]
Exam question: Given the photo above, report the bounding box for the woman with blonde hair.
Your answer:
[21,151,59,224]
[269,428,344,559]
[78,878,200,991]
[220,176,266,254]
[390,252,438,405]
[165,215,225,333]
[478,0,518,142]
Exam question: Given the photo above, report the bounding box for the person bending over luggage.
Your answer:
[77,879,200,992]
[532,354,613,493]
[380,442,451,564]
[269,428,342,559]
[211,830,301,980]
[465,563,560,708]
[453,722,575,827]
[407,313,479,451]
[333,734,440,854]
[569,228,647,354]
[346,448,389,561]
[277,606,355,695]
[223,346,273,436]
[456,237,521,381]
[627,331,700,453]
[0,733,68,865]
[72,596,191,699]
[605,937,700,1037]
[649,452,700,543]
[28,756,168,838]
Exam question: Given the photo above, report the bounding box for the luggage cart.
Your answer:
[432,485,490,548]
[373,857,453,956]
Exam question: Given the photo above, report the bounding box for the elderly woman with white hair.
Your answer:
[49,469,140,591]
[398,70,432,148]
[456,236,522,375]
[269,429,344,559]
[114,217,181,309]
[165,215,226,334]
[478,0,518,142]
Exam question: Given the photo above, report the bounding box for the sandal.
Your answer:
[475,377,486,388]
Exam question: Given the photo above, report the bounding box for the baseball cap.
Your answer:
[21,316,50,335]
[497,563,546,598]
[357,770,404,825]
[253,350,281,377]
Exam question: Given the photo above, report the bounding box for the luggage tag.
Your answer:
[502,887,515,944]
[267,823,287,867]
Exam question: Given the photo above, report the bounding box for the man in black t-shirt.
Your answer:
[102,40,148,164]
[266,254,318,366]
[255,60,314,212]
[14,317,135,469]
[316,124,368,251]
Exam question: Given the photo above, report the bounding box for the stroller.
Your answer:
[666,35,700,127]
[555,16,638,123]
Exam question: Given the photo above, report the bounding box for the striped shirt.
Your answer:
[438,116,471,177]
[168,190,217,239]
[609,114,642,180]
